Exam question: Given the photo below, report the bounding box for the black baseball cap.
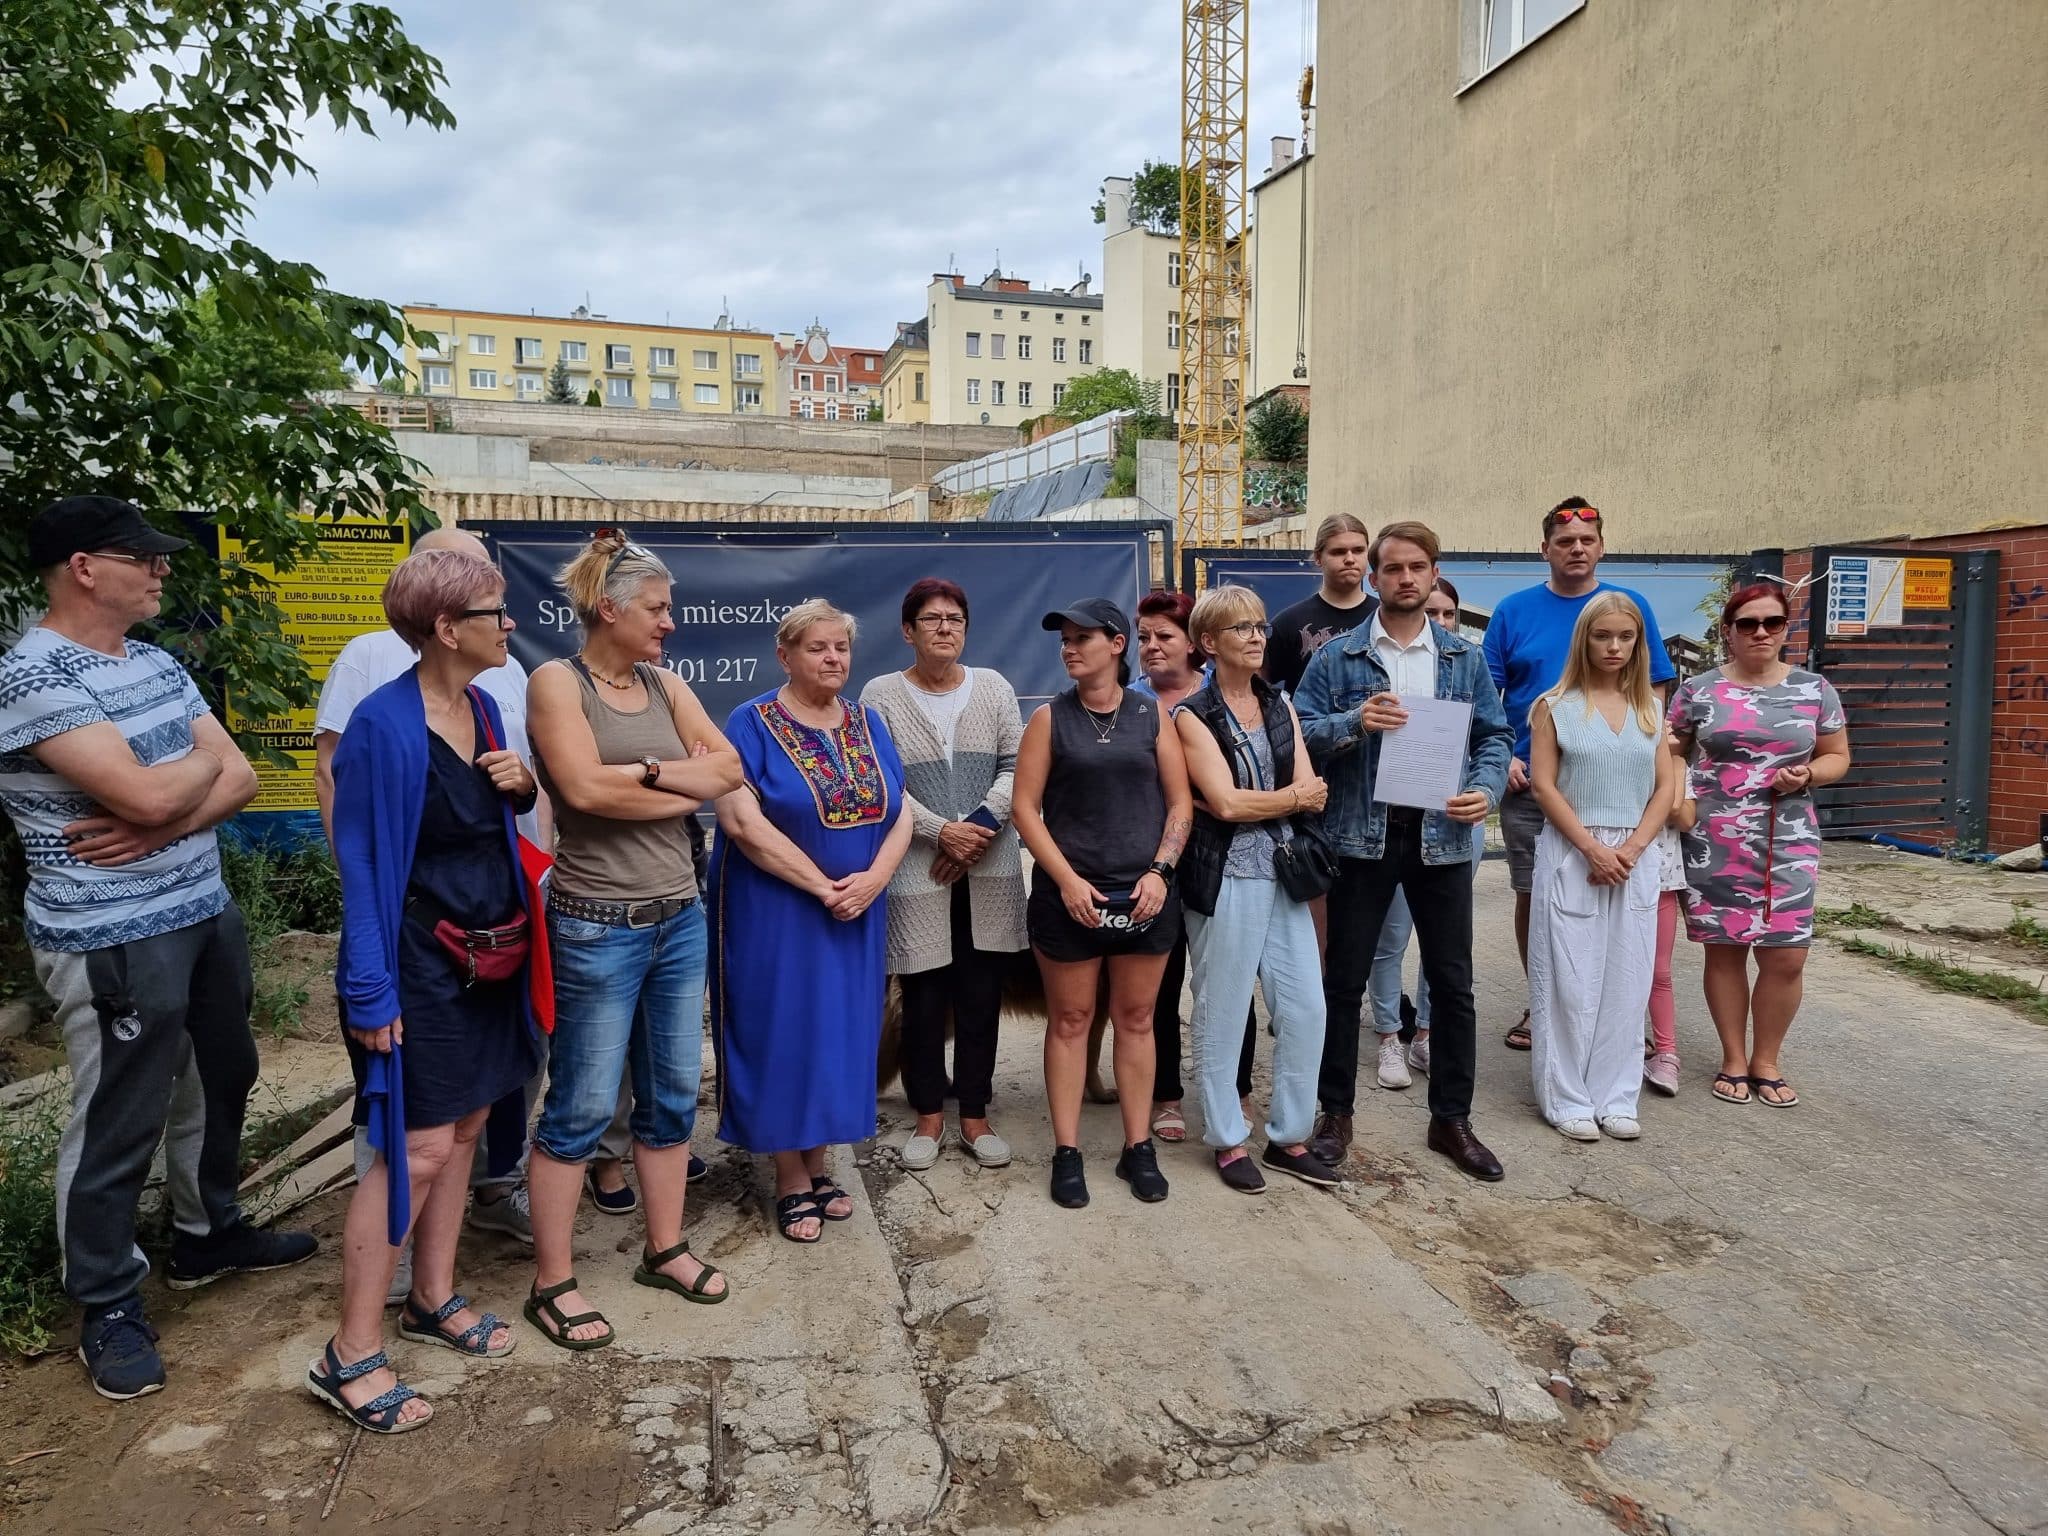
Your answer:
[1040,597,1130,640]
[28,497,191,569]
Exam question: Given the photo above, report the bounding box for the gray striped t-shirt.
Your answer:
[0,627,227,952]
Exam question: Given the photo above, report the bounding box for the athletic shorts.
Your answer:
[1499,787,1546,895]
[1027,874,1181,963]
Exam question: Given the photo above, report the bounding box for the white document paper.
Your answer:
[1373,695,1474,810]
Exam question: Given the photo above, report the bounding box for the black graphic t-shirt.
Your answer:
[1262,592,1378,695]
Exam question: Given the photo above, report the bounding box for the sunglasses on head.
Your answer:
[1728,613,1789,635]
[1550,506,1600,525]
[594,527,652,579]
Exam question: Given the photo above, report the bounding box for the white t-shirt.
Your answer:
[904,670,975,766]
[316,629,537,838]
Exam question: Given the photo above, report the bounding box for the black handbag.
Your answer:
[1271,820,1337,901]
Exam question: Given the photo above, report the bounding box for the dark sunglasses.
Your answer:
[1728,614,1789,636]
[594,527,653,579]
[458,604,512,629]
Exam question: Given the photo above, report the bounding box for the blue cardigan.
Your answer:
[333,670,534,1241]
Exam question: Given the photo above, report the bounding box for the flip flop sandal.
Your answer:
[810,1175,855,1221]
[1750,1075,1800,1108]
[399,1292,515,1357]
[633,1239,728,1304]
[523,1277,613,1351]
[1505,1011,1532,1051]
[1151,1103,1188,1143]
[1711,1072,1752,1104]
[776,1191,824,1243]
[306,1339,430,1434]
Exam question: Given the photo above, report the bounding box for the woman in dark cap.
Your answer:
[1011,599,1192,1210]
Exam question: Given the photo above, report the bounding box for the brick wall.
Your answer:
[1781,525,2048,852]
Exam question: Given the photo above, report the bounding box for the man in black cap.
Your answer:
[0,497,316,1401]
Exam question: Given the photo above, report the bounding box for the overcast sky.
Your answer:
[241,0,1313,347]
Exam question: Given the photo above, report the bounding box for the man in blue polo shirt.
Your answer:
[0,497,316,1401]
[1483,497,1675,1050]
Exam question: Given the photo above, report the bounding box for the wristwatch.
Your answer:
[640,755,663,787]
[1147,860,1177,885]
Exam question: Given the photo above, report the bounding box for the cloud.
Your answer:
[242,0,1311,344]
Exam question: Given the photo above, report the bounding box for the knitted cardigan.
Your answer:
[858,668,1028,974]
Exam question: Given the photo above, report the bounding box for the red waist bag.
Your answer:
[472,688,557,1034]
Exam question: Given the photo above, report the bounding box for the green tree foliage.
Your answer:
[0,1,453,732]
[1091,159,1190,235]
[543,356,576,403]
[584,382,604,408]
[1052,367,1147,422]
[1246,393,1309,464]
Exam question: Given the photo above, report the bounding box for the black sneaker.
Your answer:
[79,1299,164,1401]
[1050,1145,1090,1208]
[1261,1142,1341,1188]
[166,1222,319,1291]
[1115,1139,1169,1203]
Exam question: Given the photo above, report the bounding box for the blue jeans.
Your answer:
[1184,876,1325,1148]
[535,902,707,1164]
[1369,831,1486,1035]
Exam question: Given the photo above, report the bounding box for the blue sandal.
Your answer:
[306,1339,429,1434]
[399,1293,515,1357]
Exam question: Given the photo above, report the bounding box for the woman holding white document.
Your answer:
[1525,593,1677,1142]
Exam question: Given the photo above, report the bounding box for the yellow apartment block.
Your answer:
[880,318,931,424]
[399,305,778,416]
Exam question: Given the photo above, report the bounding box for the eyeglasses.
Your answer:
[1550,506,1600,525]
[1220,621,1272,639]
[89,549,173,576]
[915,614,967,630]
[1728,614,1789,636]
[458,604,512,630]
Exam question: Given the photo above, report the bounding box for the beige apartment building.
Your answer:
[923,270,1102,428]
[400,305,778,416]
[1309,1,2043,553]
[1099,179,1188,418]
[880,319,931,424]
[1246,138,1313,399]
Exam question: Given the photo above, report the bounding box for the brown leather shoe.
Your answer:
[1426,1117,1504,1182]
[1307,1112,1353,1168]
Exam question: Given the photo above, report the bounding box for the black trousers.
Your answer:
[1320,812,1478,1120]
[1153,930,1256,1104]
[897,881,1006,1118]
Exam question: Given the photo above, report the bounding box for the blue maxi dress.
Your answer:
[708,691,905,1153]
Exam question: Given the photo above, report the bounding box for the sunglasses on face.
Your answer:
[1728,614,1789,636]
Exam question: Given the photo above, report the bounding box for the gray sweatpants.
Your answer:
[35,905,257,1310]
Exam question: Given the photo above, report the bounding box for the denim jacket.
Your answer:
[1293,620,1513,864]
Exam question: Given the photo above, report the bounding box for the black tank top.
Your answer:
[1042,687,1165,892]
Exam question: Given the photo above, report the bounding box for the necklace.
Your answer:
[580,653,635,691]
[1079,690,1122,745]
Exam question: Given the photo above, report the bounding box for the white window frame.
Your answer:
[737,384,762,408]
[560,340,588,362]
[605,376,634,402]
[990,380,1005,406]
[965,332,981,358]
[965,378,980,404]
[736,352,761,375]
[467,368,498,390]
[516,372,542,397]
[516,336,543,363]
[467,333,496,356]
[914,371,926,402]
[1052,381,1067,407]
[1168,251,1182,287]
[1017,380,1032,408]
[1166,310,1181,349]
[1465,0,1586,87]
[1078,339,1093,364]
[649,346,677,370]
[692,348,717,370]
[797,372,813,391]
[606,344,632,370]
[694,383,720,404]
[825,401,840,421]
[1166,373,1181,413]
[1052,336,1066,363]
[825,374,839,391]
[991,334,1006,360]
[423,364,451,390]
[799,399,814,418]
[649,379,677,402]
[1016,334,1032,360]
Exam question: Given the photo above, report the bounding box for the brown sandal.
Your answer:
[1504,1010,1532,1051]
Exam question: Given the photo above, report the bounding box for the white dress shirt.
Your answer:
[1369,611,1439,698]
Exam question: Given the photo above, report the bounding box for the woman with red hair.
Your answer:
[1667,583,1851,1108]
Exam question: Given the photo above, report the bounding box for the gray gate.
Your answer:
[1805,546,1999,847]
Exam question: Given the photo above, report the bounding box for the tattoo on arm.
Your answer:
[1155,814,1191,865]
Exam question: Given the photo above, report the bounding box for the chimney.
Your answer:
[1270,136,1296,174]
[1100,175,1134,237]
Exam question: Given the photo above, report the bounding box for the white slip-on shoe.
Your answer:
[1555,1118,1600,1142]
[961,1130,1012,1168]
[1599,1116,1642,1140]
[1375,1035,1413,1090]
[900,1132,941,1171]
[1406,1032,1431,1075]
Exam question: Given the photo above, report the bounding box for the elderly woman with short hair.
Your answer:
[312,549,540,1432]
[524,531,744,1351]
[860,578,1026,1172]
[711,599,912,1242]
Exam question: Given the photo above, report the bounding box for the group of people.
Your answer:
[0,492,1850,1429]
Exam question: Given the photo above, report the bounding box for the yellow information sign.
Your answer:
[219,517,410,813]
[1903,557,1952,610]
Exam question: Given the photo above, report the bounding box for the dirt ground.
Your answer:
[2,855,2044,1534]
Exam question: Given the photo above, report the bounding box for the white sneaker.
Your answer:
[1555,1118,1600,1142]
[1599,1116,1641,1140]
[1375,1035,1413,1090]
[900,1131,941,1171]
[1406,1033,1431,1075]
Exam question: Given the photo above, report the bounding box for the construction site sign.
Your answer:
[218,516,410,813]
[1903,556,1952,610]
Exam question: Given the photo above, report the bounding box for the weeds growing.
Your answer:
[1843,937,2048,1026]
